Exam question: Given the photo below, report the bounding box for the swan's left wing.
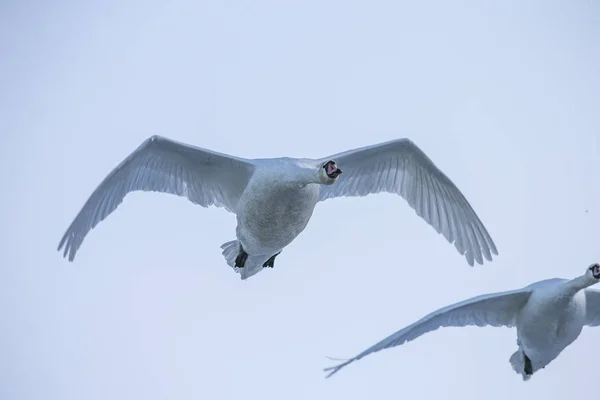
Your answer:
[316,139,497,266]
[584,289,600,326]
[324,287,533,378]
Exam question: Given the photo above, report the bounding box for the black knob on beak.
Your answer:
[331,168,342,178]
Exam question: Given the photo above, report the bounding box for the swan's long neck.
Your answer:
[278,161,321,186]
[561,275,597,297]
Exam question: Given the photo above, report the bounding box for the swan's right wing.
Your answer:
[584,289,600,327]
[324,287,533,378]
[58,135,255,261]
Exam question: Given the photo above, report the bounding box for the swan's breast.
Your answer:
[517,290,587,354]
[236,170,320,251]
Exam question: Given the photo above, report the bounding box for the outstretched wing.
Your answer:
[324,287,532,378]
[58,135,255,261]
[316,139,498,266]
[585,289,600,326]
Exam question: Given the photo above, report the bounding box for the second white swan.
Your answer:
[325,263,600,380]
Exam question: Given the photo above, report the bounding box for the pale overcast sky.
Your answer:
[2,1,599,399]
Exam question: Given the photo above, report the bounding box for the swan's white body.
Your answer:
[223,158,323,277]
[58,135,498,280]
[325,265,600,380]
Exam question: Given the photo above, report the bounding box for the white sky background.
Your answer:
[2,1,600,399]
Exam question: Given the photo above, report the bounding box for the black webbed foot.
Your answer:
[235,247,248,268]
[262,252,281,268]
[524,353,533,376]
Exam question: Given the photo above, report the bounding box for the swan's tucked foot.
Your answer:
[262,252,281,268]
[524,353,533,376]
[235,247,248,268]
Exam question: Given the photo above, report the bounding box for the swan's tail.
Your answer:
[220,240,268,280]
[509,350,532,381]
[220,240,240,268]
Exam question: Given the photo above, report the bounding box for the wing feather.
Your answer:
[324,287,533,378]
[585,289,600,326]
[58,135,254,261]
[317,139,497,265]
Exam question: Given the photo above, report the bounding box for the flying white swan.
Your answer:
[57,135,498,279]
[324,263,600,380]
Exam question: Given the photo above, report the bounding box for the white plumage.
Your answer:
[58,135,498,279]
[324,263,600,380]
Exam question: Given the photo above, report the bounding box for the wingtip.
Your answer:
[323,359,354,379]
[466,254,475,267]
[467,245,501,267]
[479,245,499,265]
[57,237,77,262]
[57,234,67,253]
[323,369,337,379]
[323,366,341,379]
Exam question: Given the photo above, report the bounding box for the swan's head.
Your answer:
[588,263,600,280]
[319,160,343,184]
